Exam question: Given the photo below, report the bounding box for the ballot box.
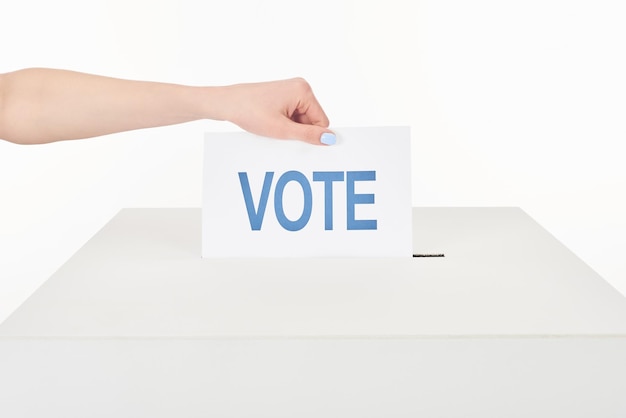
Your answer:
[1,207,625,417]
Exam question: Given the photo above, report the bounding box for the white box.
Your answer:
[1,208,625,417]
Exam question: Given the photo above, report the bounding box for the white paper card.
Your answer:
[202,127,412,258]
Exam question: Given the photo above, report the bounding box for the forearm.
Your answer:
[0,68,332,146]
[0,68,222,145]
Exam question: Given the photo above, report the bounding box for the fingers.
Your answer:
[224,77,333,145]
[280,117,335,146]
[292,112,313,126]
[286,78,332,144]
[297,92,330,128]
[291,78,329,128]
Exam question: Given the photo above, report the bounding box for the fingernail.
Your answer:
[320,132,336,145]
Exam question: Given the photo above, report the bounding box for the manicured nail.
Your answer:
[320,132,336,145]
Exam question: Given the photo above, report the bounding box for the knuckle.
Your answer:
[291,77,311,93]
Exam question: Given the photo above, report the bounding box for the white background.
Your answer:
[0,0,625,323]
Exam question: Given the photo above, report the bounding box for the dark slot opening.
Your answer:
[413,253,445,258]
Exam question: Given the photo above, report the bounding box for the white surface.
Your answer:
[203,128,412,257]
[2,208,625,337]
[2,0,626,326]
[1,208,625,417]
[1,338,625,418]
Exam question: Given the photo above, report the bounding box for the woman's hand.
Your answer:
[0,68,334,146]
[212,77,335,145]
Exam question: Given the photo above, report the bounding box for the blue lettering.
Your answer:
[238,170,377,231]
[274,171,312,231]
[346,171,377,230]
[238,172,274,231]
[312,171,344,230]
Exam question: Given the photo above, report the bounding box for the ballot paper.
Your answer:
[202,127,412,257]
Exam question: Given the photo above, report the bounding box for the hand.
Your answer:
[0,69,335,146]
[216,78,335,145]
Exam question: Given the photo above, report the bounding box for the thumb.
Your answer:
[281,118,336,146]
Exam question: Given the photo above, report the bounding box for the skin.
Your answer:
[0,68,332,145]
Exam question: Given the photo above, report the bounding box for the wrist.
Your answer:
[197,85,233,122]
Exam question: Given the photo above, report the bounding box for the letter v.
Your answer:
[238,172,274,231]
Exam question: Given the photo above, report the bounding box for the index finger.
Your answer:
[297,89,330,128]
